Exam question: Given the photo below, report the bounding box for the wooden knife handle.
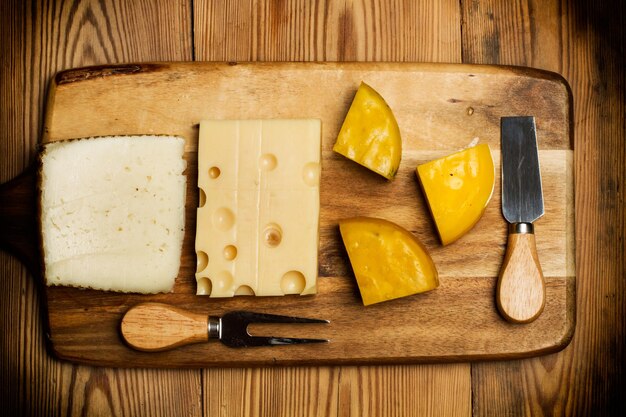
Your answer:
[121,303,210,352]
[496,224,546,323]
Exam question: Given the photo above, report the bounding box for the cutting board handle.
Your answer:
[0,167,40,277]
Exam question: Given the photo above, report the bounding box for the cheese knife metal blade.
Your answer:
[496,116,546,323]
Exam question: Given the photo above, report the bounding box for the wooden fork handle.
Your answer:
[121,303,210,352]
[496,224,546,323]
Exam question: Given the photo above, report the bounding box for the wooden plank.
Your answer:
[464,0,625,416]
[194,2,471,417]
[203,365,471,417]
[203,367,340,417]
[57,367,202,416]
[0,1,64,416]
[194,0,462,62]
[337,365,471,417]
[0,0,200,416]
[0,2,29,416]
[36,62,573,367]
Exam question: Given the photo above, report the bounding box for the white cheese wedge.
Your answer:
[196,119,321,297]
[40,135,187,293]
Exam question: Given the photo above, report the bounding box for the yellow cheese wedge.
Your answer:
[416,143,495,246]
[333,82,402,180]
[339,217,439,306]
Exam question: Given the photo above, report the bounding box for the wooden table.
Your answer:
[1,1,623,416]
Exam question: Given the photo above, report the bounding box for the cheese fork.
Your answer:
[121,302,330,351]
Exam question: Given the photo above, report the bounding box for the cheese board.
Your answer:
[0,62,575,367]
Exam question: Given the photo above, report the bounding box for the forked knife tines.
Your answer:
[121,302,330,351]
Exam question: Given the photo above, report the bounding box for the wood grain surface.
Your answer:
[463,1,625,416]
[0,1,623,417]
[35,61,573,367]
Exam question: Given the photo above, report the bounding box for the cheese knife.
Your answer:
[496,116,546,323]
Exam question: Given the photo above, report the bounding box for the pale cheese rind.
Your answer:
[196,119,321,297]
[40,135,187,293]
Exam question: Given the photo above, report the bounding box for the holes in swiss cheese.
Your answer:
[196,251,209,272]
[259,153,277,171]
[280,270,306,295]
[234,285,255,296]
[196,277,212,295]
[208,166,221,179]
[198,188,207,208]
[213,207,235,231]
[223,245,237,260]
[263,223,282,248]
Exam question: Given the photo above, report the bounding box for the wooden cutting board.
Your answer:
[1,62,575,367]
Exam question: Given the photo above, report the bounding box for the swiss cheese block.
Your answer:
[196,119,321,297]
[40,135,187,293]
